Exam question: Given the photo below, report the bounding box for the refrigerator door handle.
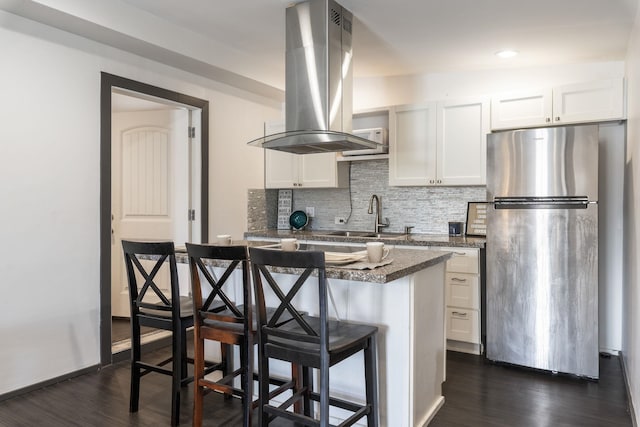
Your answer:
[493,197,593,210]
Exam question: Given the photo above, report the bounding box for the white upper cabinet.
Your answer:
[389,103,437,186]
[491,78,625,130]
[552,79,625,124]
[389,98,489,186]
[490,88,552,130]
[264,121,348,189]
[437,97,490,186]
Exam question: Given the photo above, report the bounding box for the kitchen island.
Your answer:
[182,240,451,426]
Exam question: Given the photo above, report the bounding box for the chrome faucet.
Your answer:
[368,194,390,233]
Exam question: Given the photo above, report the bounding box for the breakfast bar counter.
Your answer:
[178,239,450,426]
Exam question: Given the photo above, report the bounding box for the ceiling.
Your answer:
[116,0,639,90]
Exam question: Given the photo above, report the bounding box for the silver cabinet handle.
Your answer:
[555,116,560,121]
[546,117,551,122]
[452,311,468,317]
[451,277,467,282]
[453,252,466,256]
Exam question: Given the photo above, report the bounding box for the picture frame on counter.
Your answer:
[466,201,488,236]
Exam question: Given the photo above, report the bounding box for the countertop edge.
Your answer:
[244,230,486,249]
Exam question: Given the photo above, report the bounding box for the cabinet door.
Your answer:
[299,152,347,188]
[491,88,552,130]
[552,78,625,124]
[264,121,297,189]
[389,103,437,186]
[437,97,490,185]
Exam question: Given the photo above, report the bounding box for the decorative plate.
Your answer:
[289,210,309,230]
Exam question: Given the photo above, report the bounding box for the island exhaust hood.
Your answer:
[247,0,381,155]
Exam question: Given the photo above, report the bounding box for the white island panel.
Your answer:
[261,263,446,427]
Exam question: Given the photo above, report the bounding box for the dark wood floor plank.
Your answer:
[430,351,632,427]
[0,348,632,426]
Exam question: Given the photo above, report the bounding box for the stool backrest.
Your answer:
[121,240,180,320]
[249,247,328,347]
[185,243,251,331]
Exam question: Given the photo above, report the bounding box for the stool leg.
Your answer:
[171,324,182,426]
[259,344,269,427]
[364,336,379,427]
[180,324,188,382]
[221,344,233,400]
[193,327,204,427]
[320,352,330,427]
[129,316,141,413]
[303,365,313,417]
[240,341,252,427]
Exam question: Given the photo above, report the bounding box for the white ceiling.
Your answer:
[117,0,639,89]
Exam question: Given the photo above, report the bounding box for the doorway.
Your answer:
[100,73,209,366]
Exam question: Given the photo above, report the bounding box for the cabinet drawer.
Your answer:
[445,273,480,309]
[446,308,480,344]
[446,248,479,274]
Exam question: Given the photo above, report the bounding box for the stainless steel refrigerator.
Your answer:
[486,125,599,379]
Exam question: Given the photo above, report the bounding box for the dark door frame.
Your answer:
[100,72,209,366]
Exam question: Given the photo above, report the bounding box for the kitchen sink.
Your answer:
[316,230,408,240]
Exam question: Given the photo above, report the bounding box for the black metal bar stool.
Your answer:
[249,247,379,427]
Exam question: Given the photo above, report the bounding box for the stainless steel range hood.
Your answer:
[248,0,381,154]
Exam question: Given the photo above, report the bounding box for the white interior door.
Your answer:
[111,105,190,318]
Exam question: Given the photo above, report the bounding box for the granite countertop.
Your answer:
[174,240,451,284]
[244,229,486,249]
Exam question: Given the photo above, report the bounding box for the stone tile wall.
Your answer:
[248,159,487,234]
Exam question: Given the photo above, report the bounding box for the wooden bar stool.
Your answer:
[249,247,379,427]
[121,240,208,426]
[186,243,302,426]
[186,243,255,427]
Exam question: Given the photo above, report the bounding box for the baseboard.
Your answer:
[619,351,638,427]
[447,339,482,355]
[0,364,100,402]
[419,396,445,427]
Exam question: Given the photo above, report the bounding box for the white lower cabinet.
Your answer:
[443,248,483,354]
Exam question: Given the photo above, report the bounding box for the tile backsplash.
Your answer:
[249,159,487,234]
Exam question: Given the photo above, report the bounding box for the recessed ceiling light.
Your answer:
[496,50,519,59]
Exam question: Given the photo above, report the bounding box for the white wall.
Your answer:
[0,10,279,395]
[354,61,625,109]
[624,0,640,422]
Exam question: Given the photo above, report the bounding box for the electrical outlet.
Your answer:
[305,207,315,217]
[334,216,347,224]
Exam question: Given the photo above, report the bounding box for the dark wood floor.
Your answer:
[112,317,156,343]
[431,351,632,427]
[0,348,632,426]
